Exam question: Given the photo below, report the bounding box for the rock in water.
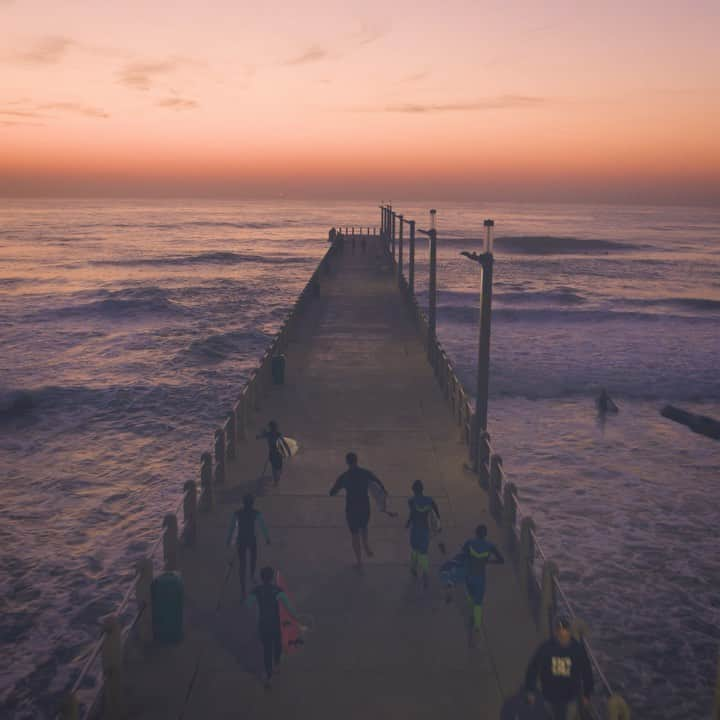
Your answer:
[660,405,720,441]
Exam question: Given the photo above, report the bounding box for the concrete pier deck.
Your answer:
[119,236,541,719]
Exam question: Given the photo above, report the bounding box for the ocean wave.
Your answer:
[178,329,270,364]
[75,220,289,230]
[495,288,586,305]
[0,277,28,288]
[494,236,638,255]
[438,304,718,325]
[625,297,720,313]
[49,287,189,319]
[90,251,311,268]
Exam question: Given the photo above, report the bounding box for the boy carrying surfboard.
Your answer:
[246,566,304,689]
[256,420,292,486]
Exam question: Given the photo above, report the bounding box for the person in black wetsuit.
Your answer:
[329,452,387,568]
[596,388,618,415]
[246,566,300,689]
[257,420,290,486]
[525,615,594,719]
[226,494,270,599]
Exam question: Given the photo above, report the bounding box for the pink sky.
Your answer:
[1,0,719,202]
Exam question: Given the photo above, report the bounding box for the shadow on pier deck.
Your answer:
[116,235,541,719]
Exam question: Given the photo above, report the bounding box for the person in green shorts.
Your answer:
[406,480,441,589]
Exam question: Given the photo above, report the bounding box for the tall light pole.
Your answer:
[462,219,495,474]
[428,209,437,363]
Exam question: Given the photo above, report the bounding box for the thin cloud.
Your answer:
[1,100,109,120]
[283,45,328,66]
[118,59,183,90]
[39,102,109,118]
[396,70,430,85]
[157,97,198,110]
[353,95,548,113]
[1,120,45,127]
[11,35,77,64]
[353,26,385,47]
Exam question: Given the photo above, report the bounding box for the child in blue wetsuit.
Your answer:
[406,480,440,588]
[441,524,504,644]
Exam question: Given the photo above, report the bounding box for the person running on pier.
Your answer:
[462,524,504,638]
[524,615,594,720]
[226,493,270,599]
[257,420,291,486]
[246,566,301,689]
[329,452,387,569]
[406,480,440,589]
[441,524,504,644]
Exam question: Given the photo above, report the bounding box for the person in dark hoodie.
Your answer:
[525,615,594,719]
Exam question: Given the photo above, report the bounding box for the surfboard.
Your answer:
[368,481,397,517]
[277,436,300,458]
[439,553,466,587]
[274,570,303,655]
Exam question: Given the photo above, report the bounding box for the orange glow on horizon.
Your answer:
[1,1,719,202]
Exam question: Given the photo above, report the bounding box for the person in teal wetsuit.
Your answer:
[462,524,504,639]
[441,524,504,644]
[406,480,440,588]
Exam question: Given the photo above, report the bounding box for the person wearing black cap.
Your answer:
[524,615,594,719]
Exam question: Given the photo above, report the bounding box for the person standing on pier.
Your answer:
[524,615,594,719]
[226,493,270,599]
[257,420,291,486]
[246,566,301,689]
[406,480,441,588]
[329,452,387,569]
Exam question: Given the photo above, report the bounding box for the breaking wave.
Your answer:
[90,251,311,268]
[49,287,189,319]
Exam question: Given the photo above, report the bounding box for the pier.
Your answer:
[58,210,633,720]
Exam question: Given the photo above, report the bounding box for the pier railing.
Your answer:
[379,205,630,720]
[57,227,369,720]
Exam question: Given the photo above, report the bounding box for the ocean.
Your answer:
[1,199,718,718]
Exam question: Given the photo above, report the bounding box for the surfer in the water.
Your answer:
[329,452,387,569]
[596,388,618,415]
[406,480,441,589]
[257,420,291,485]
[246,566,301,689]
[226,494,270,599]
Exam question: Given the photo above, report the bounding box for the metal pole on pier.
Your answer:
[462,219,495,472]
[428,209,437,362]
[391,211,396,260]
[397,215,404,286]
[409,220,416,296]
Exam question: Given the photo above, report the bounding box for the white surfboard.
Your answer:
[368,482,398,517]
[278,436,300,458]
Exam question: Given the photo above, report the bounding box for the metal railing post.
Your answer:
[428,209,437,362]
[409,220,416,296]
[397,215,404,286]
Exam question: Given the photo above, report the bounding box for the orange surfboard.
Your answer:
[274,570,303,655]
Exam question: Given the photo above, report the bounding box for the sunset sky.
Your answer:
[1,0,719,202]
